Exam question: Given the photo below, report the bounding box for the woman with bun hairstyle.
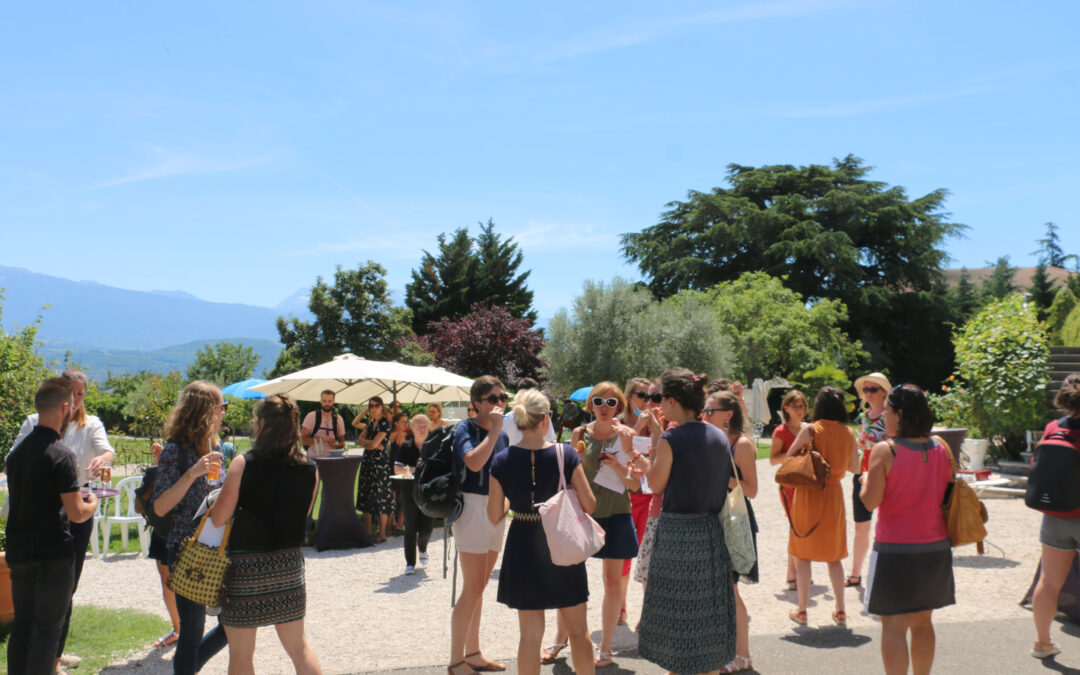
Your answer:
[770,389,809,591]
[638,369,736,674]
[211,393,321,674]
[488,389,598,675]
[860,384,954,674]
[785,387,858,627]
[1030,373,1080,660]
[849,372,892,588]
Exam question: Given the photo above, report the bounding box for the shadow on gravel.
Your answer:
[101,645,173,674]
[779,627,873,649]
[375,569,431,594]
[952,555,1021,569]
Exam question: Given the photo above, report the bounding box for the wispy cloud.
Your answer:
[95,148,271,188]
[504,221,620,253]
[286,238,416,258]
[772,86,995,118]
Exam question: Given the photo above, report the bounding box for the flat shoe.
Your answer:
[540,642,568,664]
[595,650,614,668]
[464,652,506,672]
[832,610,847,626]
[1032,641,1061,658]
[845,575,861,587]
[719,655,753,673]
[786,579,797,591]
[153,630,179,648]
[789,608,808,625]
[617,608,627,625]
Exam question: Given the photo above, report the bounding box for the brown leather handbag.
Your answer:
[937,436,988,547]
[775,428,831,491]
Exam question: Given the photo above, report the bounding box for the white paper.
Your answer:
[631,436,652,494]
[593,441,635,494]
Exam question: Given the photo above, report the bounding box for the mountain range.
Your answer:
[0,265,310,379]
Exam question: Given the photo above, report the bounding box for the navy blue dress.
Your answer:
[490,444,590,610]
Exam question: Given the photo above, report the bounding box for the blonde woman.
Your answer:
[488,389,597,675]
[151,381,228,675]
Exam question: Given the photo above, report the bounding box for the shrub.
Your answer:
[953,295,1049,459]
[0,298,50,466]
[926,378,981,436]
[1063,303,1080,347]
[1048,287,1078,346]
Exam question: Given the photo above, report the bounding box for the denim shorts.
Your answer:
[1040,514,1080,551]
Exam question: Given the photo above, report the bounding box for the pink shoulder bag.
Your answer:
[535,444,605,566]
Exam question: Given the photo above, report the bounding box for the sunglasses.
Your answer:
[217,402,230,412]
[368,402,382,408]
[592,397,619,408]
[647,392,664,404]
[862,386,884,394]
[701,408,721,416]
[480,393,509,405]
[632,391,650,400]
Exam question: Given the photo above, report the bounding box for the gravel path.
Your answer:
[83,459,1042,673]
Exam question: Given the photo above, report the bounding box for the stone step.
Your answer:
[1050,346,1080,354]
[997,460,1030,476]
[1051,370,1078,379]
[979,485,1027,499]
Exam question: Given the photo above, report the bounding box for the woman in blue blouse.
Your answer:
[448,375,509,675]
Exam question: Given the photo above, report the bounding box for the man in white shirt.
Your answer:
[301,390,346,455]
[503,378,556,446]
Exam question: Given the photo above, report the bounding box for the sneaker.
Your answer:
[405,565,416,575]
[419,552,429,565]
[60,654,82,668]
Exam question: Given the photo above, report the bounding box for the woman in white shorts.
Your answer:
[448,375,509,675]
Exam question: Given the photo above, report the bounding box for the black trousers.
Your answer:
[403,491,434,567]
[8,557,75,675]
[57,516,93,657]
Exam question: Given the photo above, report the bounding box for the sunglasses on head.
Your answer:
[480,393,509,405]
[592,397,619,408]
[862,386,884,394]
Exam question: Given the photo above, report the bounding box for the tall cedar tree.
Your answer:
[414,302,545,385]
[982,256,1017,301]
[620,155,965,386]
[406,220,535,335]
[1028,263,1058,322]
[273,262,412,375]
[951,267,984,321]
[1034,222,1074,268]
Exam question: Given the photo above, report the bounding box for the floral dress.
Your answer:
[356,417,394,516]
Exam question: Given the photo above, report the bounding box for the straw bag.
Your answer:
[775,427,830,491]
[167,508,233,606]
[937,436,988,547]
[535,444,605,566]
[720,449,756,575]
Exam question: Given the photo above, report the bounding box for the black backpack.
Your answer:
[412,424,463,523]
[133,465,174,535]
[1026,422,1080,517]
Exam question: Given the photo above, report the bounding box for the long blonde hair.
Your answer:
[61,368,89,429]
[164,381,221,454]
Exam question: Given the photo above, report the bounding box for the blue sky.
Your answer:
[2,1,1078,320]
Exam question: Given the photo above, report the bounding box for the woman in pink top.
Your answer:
[860,384,955,675]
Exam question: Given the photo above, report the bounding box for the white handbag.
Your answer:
[720,449,757,575]
[535,444,606,566]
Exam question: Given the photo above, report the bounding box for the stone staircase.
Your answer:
[1048,346,1080,417]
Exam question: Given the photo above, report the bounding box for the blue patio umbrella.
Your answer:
[221,378,269,400]
[568,386,593,402]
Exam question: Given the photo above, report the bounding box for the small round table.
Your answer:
[313,456,372,551]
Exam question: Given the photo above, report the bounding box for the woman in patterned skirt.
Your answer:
[638,368,736,674]
[212,393,321,674]
[356,396,394,543]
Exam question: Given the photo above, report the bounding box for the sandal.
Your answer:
[153,630,178,648]
[789,608,808,625]
[719,655,753,673]
[447,661,474,675]
[372,534,387,544]
[617,608,627,625]
[1032,641,1061,659]
[832,610,847,626]
[540,642,568,664]
[464,652,506,672]
[786,579,797,591]
[595,649,614,668]
[845,575,861,587]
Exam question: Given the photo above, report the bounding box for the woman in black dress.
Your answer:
[355,396,394,543]
[487,389,599,675]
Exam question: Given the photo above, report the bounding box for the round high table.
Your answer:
[313,455,372,551]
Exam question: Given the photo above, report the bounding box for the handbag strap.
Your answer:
[555,443,567,492]
[778,485,827,539]
[190,504,234,558]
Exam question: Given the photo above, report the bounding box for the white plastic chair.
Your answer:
[103,475,149,557]
[89,492,103,558]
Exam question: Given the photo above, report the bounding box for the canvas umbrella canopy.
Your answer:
[221,378,269,400]
[251,353,473,404]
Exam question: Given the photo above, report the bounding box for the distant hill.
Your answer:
[942,265,1072,289]
[36,338,284,380]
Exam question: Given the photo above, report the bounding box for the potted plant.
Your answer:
[928,380,989,469]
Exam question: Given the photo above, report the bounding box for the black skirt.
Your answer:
[866,539,955,616]
[497,517,589,610]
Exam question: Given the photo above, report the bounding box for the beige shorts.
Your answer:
[454,493,505,554]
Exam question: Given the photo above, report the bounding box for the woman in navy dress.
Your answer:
[488,388,598,675]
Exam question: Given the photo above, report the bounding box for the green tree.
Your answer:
[953,295,1049,460]
[1034,222,1076,268]
[1028,263,1058,322]
[682,272,866,382]
[982,256,1017,300]
[223,396,257,434]
[123,371,186,439]
[186,342,259,386]
[273,262,413,375]
[0,297,51,464]
[405,221,535,335]
[1063,303,1080,347]
[619,155,965,386]
[950,267,984,321]
[1047,287,1078,346]
[540,278,732,394]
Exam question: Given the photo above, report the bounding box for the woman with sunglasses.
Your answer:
[356,396,394,543]
[638,369,736,674]
[702,390,758,673]
[850,372,892,589]
[150,381,227,674]
[784,387,859,627]
[770,389,809,590]
[568,382,644,668]
[620,378,654,626]
[448,376,510,675]
[631,381,665,591]
[860,384,954,674]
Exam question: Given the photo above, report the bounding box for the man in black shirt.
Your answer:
[5,377,98,675]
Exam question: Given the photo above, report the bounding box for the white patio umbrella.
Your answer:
[251,353,473,404]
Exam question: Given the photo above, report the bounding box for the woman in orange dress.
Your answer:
[785,386,858,626]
